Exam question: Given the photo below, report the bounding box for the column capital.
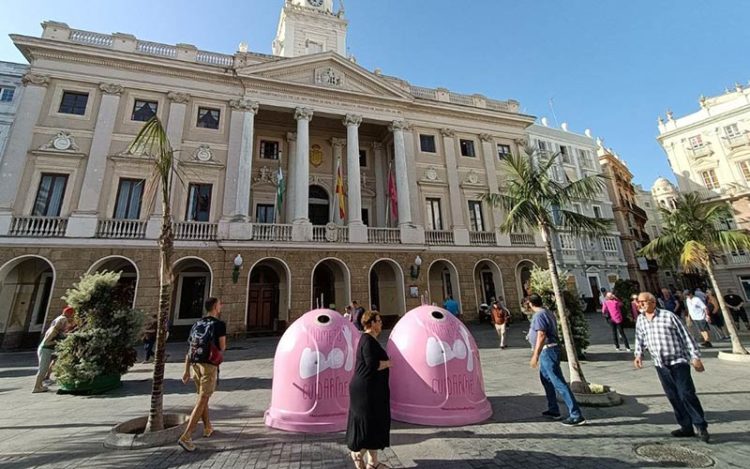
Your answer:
[21,72,50,87]
[330,137,347,148]
[294,107,314,121]
[479,133,494,143]
[99,83,124,96]
[167,91,191,104]
[439,128,455,138]
[343,114,362,127]
[229,98,259,113]
[286,131,297,142]
[372,141,385,151]
[389,120,410,132]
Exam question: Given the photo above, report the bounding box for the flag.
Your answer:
[274,152,285,223]
[335,156,346,221]
[387,162,398,223]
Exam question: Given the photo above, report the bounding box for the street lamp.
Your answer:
[232,254,243,284]
[410,255,422,279]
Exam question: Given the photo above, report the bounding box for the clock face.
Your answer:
[307,0,323,6]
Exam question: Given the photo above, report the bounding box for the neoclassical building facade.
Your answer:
[0,1,545,348]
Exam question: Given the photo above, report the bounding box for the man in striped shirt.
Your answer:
[634,292,709,443]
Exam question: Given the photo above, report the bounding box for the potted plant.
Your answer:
[54,271,144,394]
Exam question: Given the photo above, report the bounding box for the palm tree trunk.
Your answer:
[705,261,748,355]
[145,182,174,432]
[540,226,589,393]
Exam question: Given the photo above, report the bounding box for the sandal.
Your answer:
[203,425,214,438]
[350,452,366,469]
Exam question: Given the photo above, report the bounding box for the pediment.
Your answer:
[238,52,413,100]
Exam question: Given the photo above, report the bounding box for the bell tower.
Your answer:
[273,0,348,58]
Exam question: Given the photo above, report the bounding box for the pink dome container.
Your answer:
[387,305,492,426]
[265,308,360,433]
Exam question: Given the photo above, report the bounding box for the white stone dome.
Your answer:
[652,177,676,194]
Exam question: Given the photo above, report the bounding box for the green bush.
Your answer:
[54,271,144,387]
[529,266,590,359]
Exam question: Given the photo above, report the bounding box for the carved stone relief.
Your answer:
[39,131,80,152]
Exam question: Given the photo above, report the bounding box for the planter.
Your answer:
[104,414,188,449]
[560,384,623,407]
[718,351,750,363]
[58,373,122,395]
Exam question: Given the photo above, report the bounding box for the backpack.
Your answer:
[188,317,220,364]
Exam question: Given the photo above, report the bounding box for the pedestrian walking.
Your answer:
[658,288,678,313]
[633,292,710,443]
[684,290,712,347]
[706,290,729,340]
[723,288,749,330]
[630,294,640,323]
[178,297,227,452]
[346,311,392,469]
[491,298,511,349]
[33,306,75,393]
[527,294,585,426]
[352,301,366,332]
[142,316,157,363]
[442,295,460,318]
[602,292,630,351]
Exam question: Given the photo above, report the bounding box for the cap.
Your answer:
[62,306,75,316]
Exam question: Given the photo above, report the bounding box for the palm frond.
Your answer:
[680,240,709,272]
[557,209,611,237]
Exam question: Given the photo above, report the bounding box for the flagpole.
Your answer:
[274,151,282,224]
[385,160,391,227]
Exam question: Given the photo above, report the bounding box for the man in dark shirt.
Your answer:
[352,301,366,331]
[723,289,749,330]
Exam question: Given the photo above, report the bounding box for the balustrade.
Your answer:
[9,216,67,237]
[173,222,217,241]
[96,219,147,239]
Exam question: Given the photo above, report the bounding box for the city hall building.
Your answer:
[0,0,546,348]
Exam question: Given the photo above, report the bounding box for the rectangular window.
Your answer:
[738,160,750,181]
[58,91,88,115]
[468,201,484,232]
[359,149,367,168]
[537,140,548,152]
[420,134,436,153]
[572,203,582,214]
[426,198,443,230]
[255,204,275,224]
[32,173,68,217]
[689,135,704,149]
[701,169,719,190]
[459,139,476,157]
[186,183,212,221]
[559,233,576,250]
[601,236,618,252]
[593,205,603,219]
[576,149,589,168]
[260,140,280,160]
[131,99,157,121]
[559,145,571,163]
[361,208,369,226]
[0,86,15,102]
[497,144,511,160]
[724,123,741,138]
[113,178,144,219]
[196,107,220,129]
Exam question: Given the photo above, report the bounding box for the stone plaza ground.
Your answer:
[0,315,749,469]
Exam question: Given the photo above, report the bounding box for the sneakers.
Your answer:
[614,346,621,351]
[178,436,196,452]
[541,410,562,420]
[701,341,713,348]
[698,428,710,443]
[671,428,696,438]
[626,348,632,352]
[561,416,586,426]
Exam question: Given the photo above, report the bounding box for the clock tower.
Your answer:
[272,0,348,58]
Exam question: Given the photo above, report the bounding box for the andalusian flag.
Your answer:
[335,156,346,221]
[274,152,285,223]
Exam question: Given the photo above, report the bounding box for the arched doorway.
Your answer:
[311,258,350,310]
[474,259,504,306]
[0,256,55,349]
[88,256,139,308]
[516,260,536,304]
[368,259,406,316]
[247,258,290,332]
[309,185,330,226]
[172,257,212,327]
[427,259,461,314]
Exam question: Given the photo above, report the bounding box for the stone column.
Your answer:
[67,83,124,238]
[441,128,469,245]
[344,114,366,242]
[284,132,297,223]
[389,120,412,226]
[146,91,190,238]
[373,142,386,227]
[330,137,346,223]
[0,73,49,235]
[479,133,501,244]
[292,107,313,241]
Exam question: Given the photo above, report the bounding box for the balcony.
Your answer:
[9,216,67,237]
[96,219,147,239]
[312,225,349,243]
[724,132,750,150]
[252,223,292,242]
[604,250,621,261]
[725,251,750,266]
[509,233,535,246]
[469,231,496,246]
[367,228,401,244]
[425,230,455,246]
[686,143,713,159]
[173,222,218,241]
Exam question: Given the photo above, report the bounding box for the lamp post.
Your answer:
[410,255,422,279]
[232,254,243,284]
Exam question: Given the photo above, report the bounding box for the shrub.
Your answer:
[54,271,144,386]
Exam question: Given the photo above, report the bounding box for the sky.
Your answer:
[1,0,748,188]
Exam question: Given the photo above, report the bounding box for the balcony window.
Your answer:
[593,205,602,219]
[559,145,571,163]
[419,134,436,153]
[0,86,15,102]
[688,135,704,149]
[359,149,367,168]
[739,160,750,182]
[497,144,511,160]
[468,200,484,232]
[113,178,144,219]
[260,140,280,160]
[196,107,220,129]
[724,123,741,139]
[32,173,68,217]
[537,140,548,152]
[602,236,618,252]
[186,183,212,222]
[701,169,719,190]
[559,233,576,250]
[58,91,88,115]
[131,100,157,122]
[459,139,476,157]
[255,204,275,224]
[426,198,443,230]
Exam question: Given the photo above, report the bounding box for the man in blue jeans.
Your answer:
[527,294,585,426]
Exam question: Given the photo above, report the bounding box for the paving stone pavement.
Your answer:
[1,314,749,468]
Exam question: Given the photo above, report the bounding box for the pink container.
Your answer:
[265,308,360,433]
[387,305,492,426]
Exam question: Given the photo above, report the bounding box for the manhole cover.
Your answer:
[635,443,714,467]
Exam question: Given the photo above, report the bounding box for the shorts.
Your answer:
[693,319,710,332]
[191,363,218,396]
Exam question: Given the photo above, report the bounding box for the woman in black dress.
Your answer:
[346,311,391,469]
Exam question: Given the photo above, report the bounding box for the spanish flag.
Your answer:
[335,156,346,221]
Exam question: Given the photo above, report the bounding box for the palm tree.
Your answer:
[129,117,179,432]
[482,144,610,393]
[639,192,750,355]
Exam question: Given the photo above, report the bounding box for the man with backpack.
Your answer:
[178,297,227,452]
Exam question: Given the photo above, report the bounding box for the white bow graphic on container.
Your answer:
[299,326,355,379]
[425,326,475,372]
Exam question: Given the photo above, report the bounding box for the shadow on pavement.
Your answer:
[412,449,665,468]
[82,376,272,399]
